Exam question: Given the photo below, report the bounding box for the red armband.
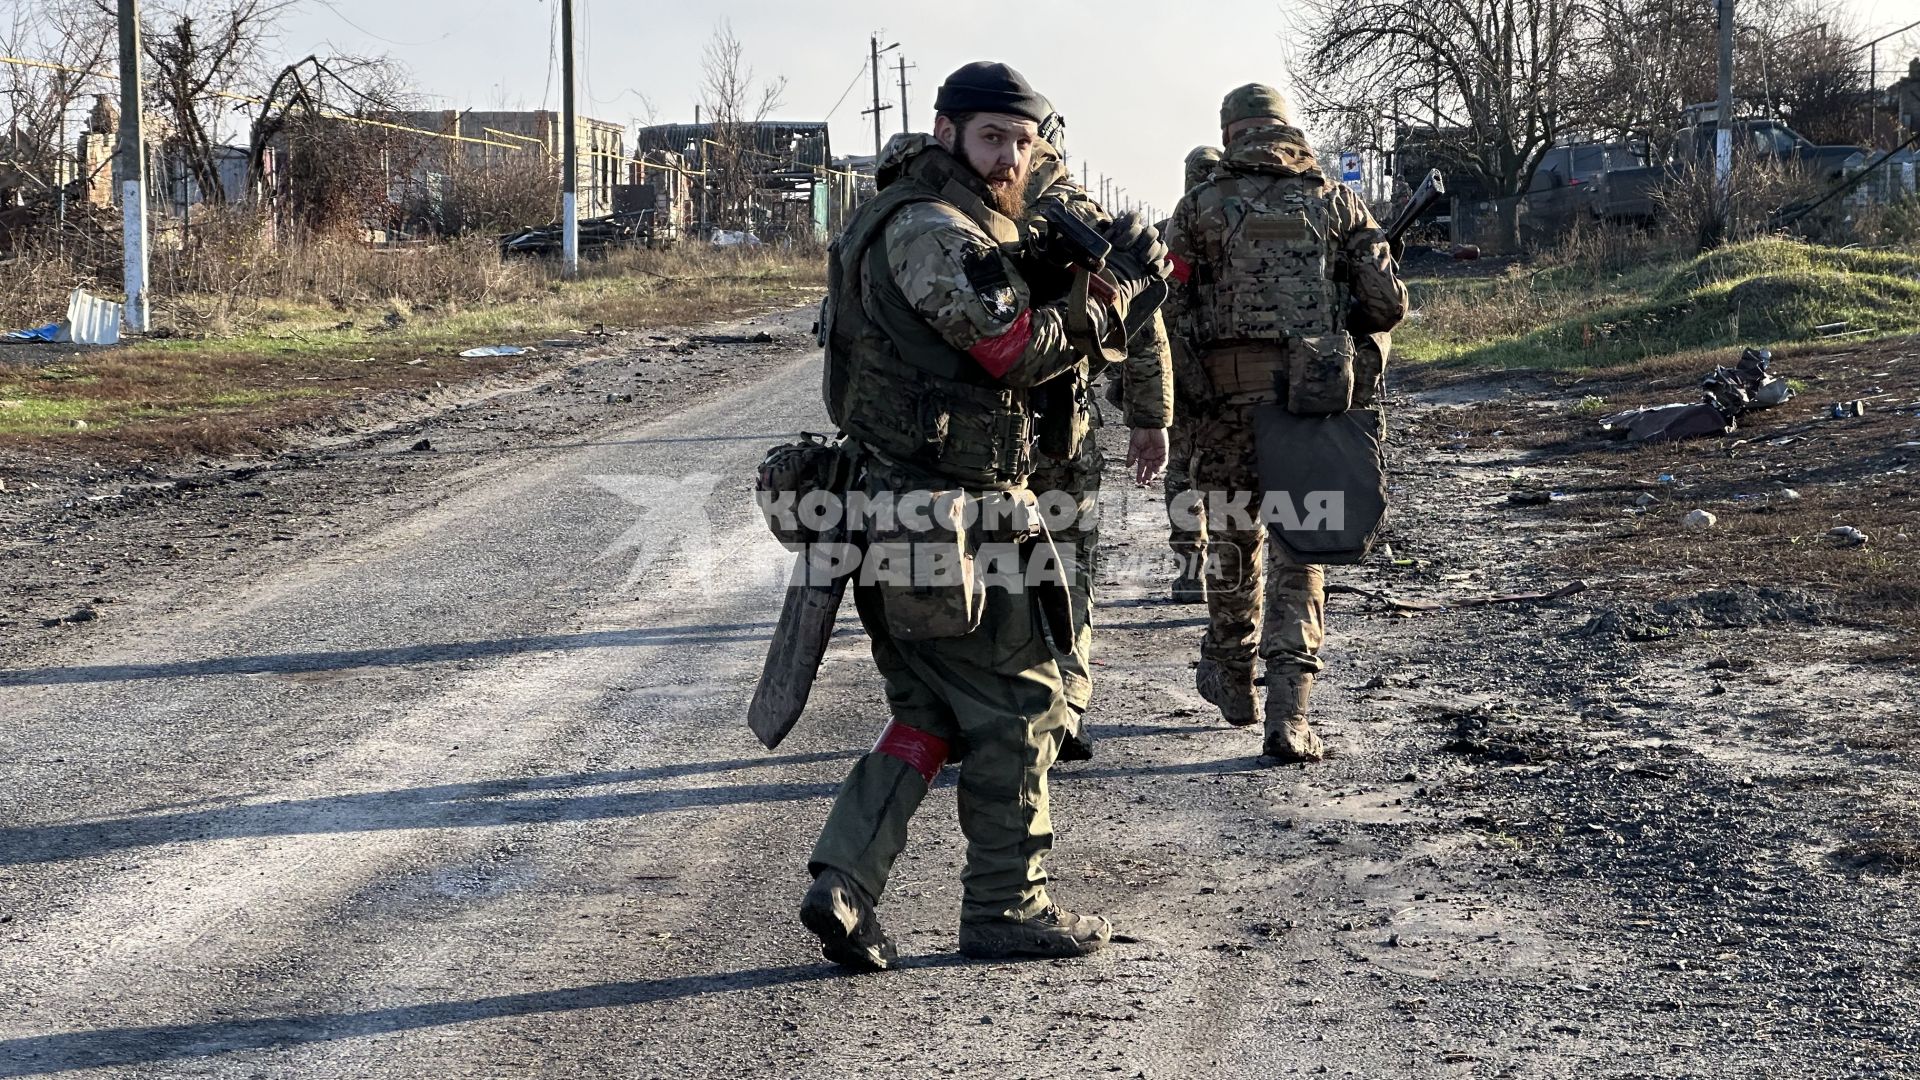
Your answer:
[966,309,1033,378]
[1168,254,1193,284]
[874,721,948,783]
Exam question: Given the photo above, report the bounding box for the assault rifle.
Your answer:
[1382,169,1446,258]
[1031,199,1166,348]
[1031,198,1113,273]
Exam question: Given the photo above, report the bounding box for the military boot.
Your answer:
[800,868,897,973]
[958,905,1112,960]
[1261,671,1325,763]
[1195,658,1257,726]
[1169,571,1207,605]
[1058,719,1095,763]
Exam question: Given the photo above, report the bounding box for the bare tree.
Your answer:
[126,0,295,203]
[698,19,786,231]
[0,0,115,198]
[1583,0,1868,152]
[1296,0,1587,207]
[245,53,416,234]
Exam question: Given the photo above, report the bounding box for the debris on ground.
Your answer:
[458,345,530,358]
[1684,509,1717,529]
[499,210,665,256]
[1828,526,1870,547]
[1599,348,1793,444]
[3,289,124,347]
[1328,579,1587,614]
[3,323,61,343]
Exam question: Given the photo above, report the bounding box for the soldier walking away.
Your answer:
[1023,122,1174,763]
[1162,145,1222,605]
[801,61,1172,970]
[1161,84,1407,763]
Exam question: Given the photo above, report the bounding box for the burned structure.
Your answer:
[633,120,855,241]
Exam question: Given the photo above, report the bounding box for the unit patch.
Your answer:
[962,247,1020,323]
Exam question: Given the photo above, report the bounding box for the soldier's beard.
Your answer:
[956,132,1027,219]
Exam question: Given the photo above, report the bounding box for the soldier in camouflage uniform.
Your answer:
[1162,84,1406,763]
[1162,145,1222,604]
[1023,128,1174,762]
[802,62,1171,969]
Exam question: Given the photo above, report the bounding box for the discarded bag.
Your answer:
[1600,347,1791,445]
[1599,401,1734,444]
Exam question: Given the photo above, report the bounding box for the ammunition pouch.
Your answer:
[1034,366,1093,464]
[1353,332,1389,409]
[1202,345,1286,404]
[1285,331,1357,416]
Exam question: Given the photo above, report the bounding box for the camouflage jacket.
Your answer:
[1022,141,1174,432]
[862,134,1090,390]
[1162,125,1407,343]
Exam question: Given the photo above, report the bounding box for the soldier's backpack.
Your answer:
[1202,173,1355,415]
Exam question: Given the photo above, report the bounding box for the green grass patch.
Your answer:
[1398,237,1920,371]
[0,396,96,436]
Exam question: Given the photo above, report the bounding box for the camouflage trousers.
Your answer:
[1190,406,1326,677]
[1031,440,1102,715]
[809,558,1071,922]
[1164,416,1207,567]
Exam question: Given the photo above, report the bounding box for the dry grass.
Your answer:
[1399,236,1920,370]
[0,230,824,460]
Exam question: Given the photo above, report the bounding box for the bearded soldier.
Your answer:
[1162,145,1222,604]
[1162,85,1406,762]
[802,62,1171,969]
[1023,121,1173,762]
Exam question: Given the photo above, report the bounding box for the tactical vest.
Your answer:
[1195,170,1340,349]
[822,148,1035,489]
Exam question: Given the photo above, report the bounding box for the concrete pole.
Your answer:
[897,55,912,134]
[870,35,885,158]
[117,0,149,332]
[561,0,579,278]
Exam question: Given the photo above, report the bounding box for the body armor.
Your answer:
[823,140,1035,489]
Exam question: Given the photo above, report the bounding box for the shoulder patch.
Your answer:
[962,247,1020,323]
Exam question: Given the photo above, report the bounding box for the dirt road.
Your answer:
[3,311,1916,1078]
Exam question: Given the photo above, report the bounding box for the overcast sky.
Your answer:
[276,0,1918,214]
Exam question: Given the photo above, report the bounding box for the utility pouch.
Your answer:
[867,490,983,642]
[1285,331,1357,416]
[756,433,851,549]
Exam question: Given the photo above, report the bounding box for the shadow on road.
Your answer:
[0,622,779,688]
[0,751,855,867]
[0,963,843,1076]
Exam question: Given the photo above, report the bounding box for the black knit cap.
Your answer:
[933,61,1049,123]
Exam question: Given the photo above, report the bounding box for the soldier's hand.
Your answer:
[1127,426,1169,486]
[1104,212,1171,284]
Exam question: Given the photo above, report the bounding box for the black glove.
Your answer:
[1102,212,1171,310]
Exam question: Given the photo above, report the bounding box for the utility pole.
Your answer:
[560,0,578,277]
[895,54,915,134]
[116,0,148,332]
[1715,0,1734,187]
[1854,20,1920,148]
[863,35,898,159]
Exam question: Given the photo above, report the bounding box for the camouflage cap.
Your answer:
[1184,145,1222,188]
[1220,83,1295,128]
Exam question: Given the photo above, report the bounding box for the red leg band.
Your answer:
[873,721,948,784]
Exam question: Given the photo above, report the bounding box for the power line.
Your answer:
[823,57,868,121]
[310,0,450,49]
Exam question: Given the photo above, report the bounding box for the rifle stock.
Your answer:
[1384,169,1447,248]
